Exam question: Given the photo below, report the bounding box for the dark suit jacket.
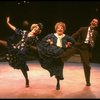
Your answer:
[72,27,98,48]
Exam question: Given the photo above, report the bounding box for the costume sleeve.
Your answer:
[41,33,53,46]
[15,28,24,35]
[72,27,83,39]
[66,35,76,45]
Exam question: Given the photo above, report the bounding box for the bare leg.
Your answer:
[21,68,29,88]
[0,40,7,47]
[56,78,60,90]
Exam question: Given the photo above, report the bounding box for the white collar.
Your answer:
[54,33,65,38]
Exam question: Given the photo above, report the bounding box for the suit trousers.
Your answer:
[60,45,91,84]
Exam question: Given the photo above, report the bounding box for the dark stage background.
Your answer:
[0,1,100,63]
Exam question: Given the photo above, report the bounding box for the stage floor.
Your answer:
[0,60,100,99]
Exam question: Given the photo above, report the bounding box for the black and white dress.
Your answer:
[6,28,39,70]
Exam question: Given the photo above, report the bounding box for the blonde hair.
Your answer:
[55,22,66,31]
[30,24,42,33]
[30,24,38,30]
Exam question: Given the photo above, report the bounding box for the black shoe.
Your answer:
[26,84,29,88]
[56,84,60,90]
[26,80,29,88]
[86,82,91,86]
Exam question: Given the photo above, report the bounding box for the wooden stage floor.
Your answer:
[0,60,100,99]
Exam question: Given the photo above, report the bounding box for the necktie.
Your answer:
[89,30,94,47]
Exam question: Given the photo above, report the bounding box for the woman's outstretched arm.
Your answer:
[6,17,16,31]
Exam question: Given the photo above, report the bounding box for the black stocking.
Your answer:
[21,68,29,87]
[56,78,60,90]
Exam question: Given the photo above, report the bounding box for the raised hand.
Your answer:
[6,16,10,24]
[6,16,16,31]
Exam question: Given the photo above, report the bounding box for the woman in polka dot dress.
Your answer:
[0,17,43,88]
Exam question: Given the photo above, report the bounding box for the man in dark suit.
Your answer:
[59,18,99,86]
